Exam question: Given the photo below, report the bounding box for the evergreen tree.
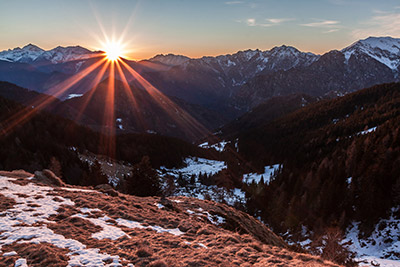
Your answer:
[190,174,196,184]
[125,156,161,197]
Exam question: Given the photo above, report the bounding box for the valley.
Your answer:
[1,21,400,265]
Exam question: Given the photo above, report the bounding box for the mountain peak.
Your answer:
[22,43,44,52]
[342,36,400,69]
[344,36,400,51]
[0,44,95,64]
[270,45,299,53]
[148,54,191,66]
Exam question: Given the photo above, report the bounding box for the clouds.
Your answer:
[225,1,244,4]
[246,18,257,26]
[241,17,341,34]
[245,18,271,27]
[300,19,341,34]
[300,20,340,28]
[225,1,257,8]
[267,18,295,24]
[351,12,400,39]
[323,29,340,34]
[242,17,294,27]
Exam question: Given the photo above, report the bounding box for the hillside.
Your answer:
[0,94,211,185]
[0,170,339,267]
[0,81,61,109]
[220,82,400,264]
[216,93,318,140]
[55,78,226,141]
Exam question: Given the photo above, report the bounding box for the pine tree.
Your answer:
[177,173,187,187]
[125,156,161,197]
[190,174,196,184]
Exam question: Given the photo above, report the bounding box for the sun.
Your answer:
[103,41,125,61]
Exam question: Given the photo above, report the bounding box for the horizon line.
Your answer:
[1,35,398,61]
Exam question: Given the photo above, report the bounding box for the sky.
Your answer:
[1,0,400,60]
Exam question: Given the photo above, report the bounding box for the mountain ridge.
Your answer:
[1,36,400,126]
[0,44,100,64]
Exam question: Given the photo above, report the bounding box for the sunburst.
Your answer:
[102,41,125,61]
[1,26,209,157]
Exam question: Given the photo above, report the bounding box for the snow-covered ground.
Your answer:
[186,207,225,226]
[117,218,184,236]
[159,157,246,206]
[66,93,83,99]
[284,215,400,267]
[0,176,123,266]
[0,175,197,266]
[336,126,378,142]
[243,164,281,185]
[344,207,400,267]
[160,157,227,177]
[198,141,228,152]
[77,153,245,206]
[357,126,377,136]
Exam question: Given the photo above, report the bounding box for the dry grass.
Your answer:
[0,170,33,186]
[0,243,69,267]
[0,193,16,212]
[0,171,342,267]
[137,246,153,257]
[48,214,103,244]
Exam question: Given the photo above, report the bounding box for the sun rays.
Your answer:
[0,0,213,158]
[0,34,209,159]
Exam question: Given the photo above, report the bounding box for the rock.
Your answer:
[95,184,119,196]
[34,169,65,187]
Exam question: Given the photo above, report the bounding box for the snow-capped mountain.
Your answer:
[148,53,190,66]
[232,36,400,109]
[180,45,319,87]
[0,44,44,63]
[342,36,400,70]
[34,45,96,64]
[2,37,400,115]
[0,44,97,64]
[144,45,319,113]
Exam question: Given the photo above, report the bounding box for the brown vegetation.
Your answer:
[0,193,16,211]
[0,171,341,266]
[0,243,69,267]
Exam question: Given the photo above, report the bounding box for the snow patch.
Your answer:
[66,94,83,100]
[197,243,208,249]
[198,141,228,152]
[358,126,377,135]
[243,164,281,185]
[116,218,184,236]
[159,157,245,205]
[0,176,122,266]
[154,203,165,209]
[73,214,128,241]
[14,258,28,267]
[3,251,17,256]
[160,157,226,178]
[345,207,400,265]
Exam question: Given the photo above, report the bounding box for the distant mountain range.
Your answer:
[144,36,400,111]
[234,37,400,109]
[0,44,99,64]
[1,36,400,136]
